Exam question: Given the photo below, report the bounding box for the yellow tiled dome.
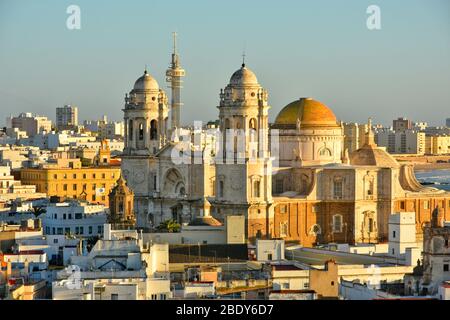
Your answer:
[274,98,339,127]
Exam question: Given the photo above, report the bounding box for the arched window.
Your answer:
[249,118,257,130]
[139,123,144,140]
[332,215,343,233]
[319,147,332,157]
[150,120,158,140]
[129,120,133,141]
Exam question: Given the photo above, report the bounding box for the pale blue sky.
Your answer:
[0,0,449,126]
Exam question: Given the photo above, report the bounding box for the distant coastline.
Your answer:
[414,163,450,172]
[414,168,450,192]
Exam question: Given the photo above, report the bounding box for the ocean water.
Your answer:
[414,169,450,191]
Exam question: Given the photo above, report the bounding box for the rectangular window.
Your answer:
[444,264,449,272]
[219,181,224,198]
[102,173,106,179]
[57,228,63,235]
[275,179,283,194]
[424,201,429,210]
[83,174,87,179]
[280,222,288,238]
[333,180,343,199]
[79,227,84,235]
[253,180,260,198]
[73,184,77,191]
[73,174,77,179]
[98,225,103,234]
[393,231,396,238]
[63,184,68,191]
[400,201,405,210]
[63,214,66,220]
[333,215,343,233]
[89,226,93,234]
[65,227,70,235]
[75,213,82,219]
[111,294,118,300]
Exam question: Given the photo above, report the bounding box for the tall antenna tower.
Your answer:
[166,32,186,131]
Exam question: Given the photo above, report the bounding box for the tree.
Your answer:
[31,206,46,218]
[157,219,181,233]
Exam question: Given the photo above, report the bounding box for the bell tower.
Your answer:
[212,63,273,243]
[123,68,169,157]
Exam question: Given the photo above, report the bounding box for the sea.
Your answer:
[415,169,450,192]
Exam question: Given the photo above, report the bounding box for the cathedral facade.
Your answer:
[120,47,450,245]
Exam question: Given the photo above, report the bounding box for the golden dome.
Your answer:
[274,98,339,128]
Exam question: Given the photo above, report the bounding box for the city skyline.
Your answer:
[0,0,449,127]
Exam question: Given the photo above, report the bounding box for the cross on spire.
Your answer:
[242,51,246,68]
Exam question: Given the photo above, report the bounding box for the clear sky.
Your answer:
[0,0,449,127]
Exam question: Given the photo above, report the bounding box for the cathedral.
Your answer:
[120,41,450,246]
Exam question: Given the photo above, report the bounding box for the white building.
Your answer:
[52,226,171,300]
[256,239,285,261]
[388,212,420,259]
[42,200,107,237]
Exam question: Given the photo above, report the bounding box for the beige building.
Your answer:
[10,113,52,137]
[375,129,426,155]
[0,166,45,202]
[426,135,450,155]
[343,122,368,154]
[119,45,450,245]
